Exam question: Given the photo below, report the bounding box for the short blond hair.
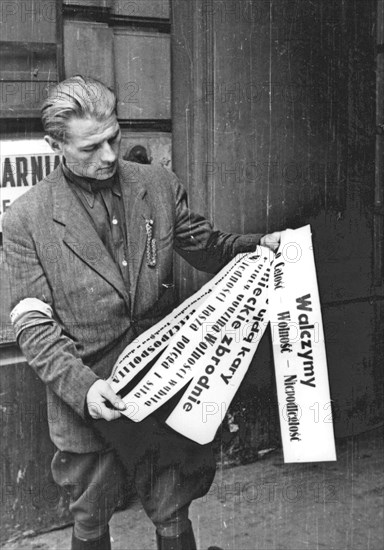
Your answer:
[41,75,117,142]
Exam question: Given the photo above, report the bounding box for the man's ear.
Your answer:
[45,135,63,154]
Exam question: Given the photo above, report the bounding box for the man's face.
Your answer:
[47,115,122,180]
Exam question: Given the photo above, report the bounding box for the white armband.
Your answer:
[10,298,53,326]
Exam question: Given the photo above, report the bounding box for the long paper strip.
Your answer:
[111,249,271,424]
[268,225,336,462]
[108,226,336,462]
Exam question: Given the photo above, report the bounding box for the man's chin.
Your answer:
[95,166,117,180]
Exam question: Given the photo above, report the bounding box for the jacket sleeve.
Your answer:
[171,173,263,273]
[2,207,99,419]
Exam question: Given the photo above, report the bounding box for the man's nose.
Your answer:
[100,142,117,163]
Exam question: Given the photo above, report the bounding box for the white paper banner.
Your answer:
[109,249,272,428]
[268,225,336,462]
[109,251,264,392]
[165,255,270,444]
[108,226,336,462]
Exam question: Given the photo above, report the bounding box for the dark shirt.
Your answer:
[62,162,130,289]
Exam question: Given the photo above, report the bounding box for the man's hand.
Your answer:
[260,231,282,252]
[86,379,126,421]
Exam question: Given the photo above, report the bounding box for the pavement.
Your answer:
[2,425,383,550]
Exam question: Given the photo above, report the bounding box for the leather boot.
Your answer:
[71,527,111,550]
[156,523,196,550]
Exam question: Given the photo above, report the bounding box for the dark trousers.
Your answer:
[52,415,216,541]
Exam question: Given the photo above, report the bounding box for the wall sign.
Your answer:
[0,140,60,228]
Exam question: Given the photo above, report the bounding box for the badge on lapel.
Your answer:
[145,219,157,267]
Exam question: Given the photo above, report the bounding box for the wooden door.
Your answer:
[171,0,383,457]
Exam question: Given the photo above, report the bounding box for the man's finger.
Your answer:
[260,231,282,252]
[88,401,102,419]
[99,405,122,421]
[88,401,122,421]
[100,384,126,411]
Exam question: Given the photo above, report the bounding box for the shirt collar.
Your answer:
[62,160,121,208]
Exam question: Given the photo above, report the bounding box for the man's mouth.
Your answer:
[96,164,117,177]
[94,164,117,180]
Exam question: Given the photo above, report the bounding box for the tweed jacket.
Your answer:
[3,160,261,453]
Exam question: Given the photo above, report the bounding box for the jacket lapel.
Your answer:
[51,166,130,305]
[118,161,152,313]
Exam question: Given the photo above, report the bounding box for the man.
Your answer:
[3,76,281,550]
